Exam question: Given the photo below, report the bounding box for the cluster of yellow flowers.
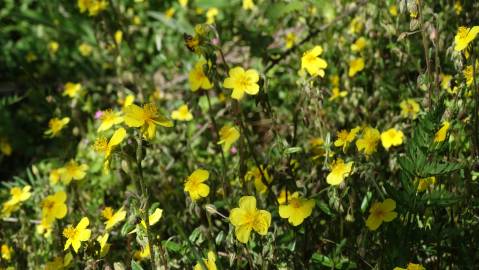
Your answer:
[3,2,476,268]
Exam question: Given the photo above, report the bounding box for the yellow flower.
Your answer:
[134,244,151,260]
[189,59,213,91]
[48,41,60,54]
[147,208,163,226]
[349,16,364,34]
[206,8,219,24]
[37,218,53,238]
[245,166,272,194]
[380,128,404,150]
[351,37,367,52]
[179,0,188,8]
[63,217,91,253]
[1,244,13,261]
[329,87,347,101]
[355,127,380,156]
[49,168,62,185]
[326,158,353,185]
[330,74,340,87]
[301,45,328,77]
[60,160,89,184]
[98,109,124,132]
[463,64,474,86]
[389,5,398,16]
[102,206,126,230]
[171,105,193,121]
[454,1,462,15]
[184,169,210,201]
[348,57,365,77]
[229,196,271,243]
[434,121,450,143]
[454,26,479,52]
[218,125,240,152]
[114,30,123,45]
[1,185,32,217]
[123,103,173,139]
[78,0,108,16]
[96,233,110,257]
[45,117,70,137]
[416,176,436,192]
[0,137,12,156]
[63,82,82,98]
[334,126,360,152]
[41,191,68,224]
[400,99,420,119]
[284,32,297,49]
[394,264,423,270]
[165,7,176,19]
[78,42,93,56]
[118,94,135,108]
[440,73,453,91]
[223,67,260,100]
[277,188,293,205]
[278,192,315,226]
[137,208,164,230]
[194,251,217,270]
[366,198,398,230]
[94,128,127,161]
[242,0,255,10]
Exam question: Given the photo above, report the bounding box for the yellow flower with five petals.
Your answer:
[229,196,271,243]
[223,67,260,100]
[123,103,173,139]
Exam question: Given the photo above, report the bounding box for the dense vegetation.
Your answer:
[1,0,479,269]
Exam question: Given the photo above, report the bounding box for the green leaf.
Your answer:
[284,147,302,154]
[311,253,334,267]
[318,201,334,216]
[131,260,144,270]
[162,240,182,253]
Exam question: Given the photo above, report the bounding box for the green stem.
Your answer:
[135,135,161,270]
[205,92,229,197]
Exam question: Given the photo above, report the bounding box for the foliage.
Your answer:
[1,0,479,269]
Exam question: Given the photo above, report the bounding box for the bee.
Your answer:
[183,33,199,53]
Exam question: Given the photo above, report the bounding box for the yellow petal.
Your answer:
[366,215,382,230]
[149,208,163,225]
[108,128,127,147]
[190,169,209,182]
[382,198,396,211]
[238,196,256,211]
[197,183,210,198]
[77,217,89,230]
[383,211,398,222]
[78,229,91,241]
[253,210,271,235]
[229,208,246,226]
[235,225,252,243]
[123,104,145,127]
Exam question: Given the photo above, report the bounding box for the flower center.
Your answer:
[100,110,115,122]
[458,27,469,39]
[43,200,55,211]
[373,209,385,219]
[290,198,301,208]
[143,103,158,121]
[238,74,252,89]
[63,227,77,239]
[93,138,109,153]
[49,119,63,132]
